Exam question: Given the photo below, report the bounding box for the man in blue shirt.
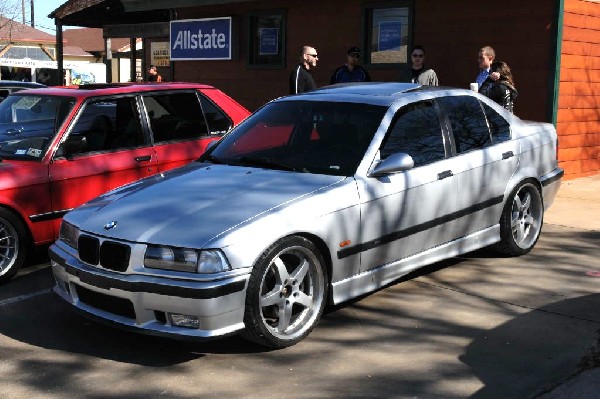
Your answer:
[476,46,495,87]
[330,47,371,84]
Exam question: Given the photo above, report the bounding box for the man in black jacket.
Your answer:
[289,46,318,94]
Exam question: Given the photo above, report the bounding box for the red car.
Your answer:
[0,83,249,283]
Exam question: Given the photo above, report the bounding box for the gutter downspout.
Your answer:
[551,0,565,126]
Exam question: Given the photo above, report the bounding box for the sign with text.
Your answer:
[170,17,232,60]
[378,21,402,51]
[259,28,278,55]
[151,42,170,66]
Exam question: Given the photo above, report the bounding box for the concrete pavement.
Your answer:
[536,174,600,399]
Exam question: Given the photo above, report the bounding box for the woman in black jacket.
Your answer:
[479,61,518,113]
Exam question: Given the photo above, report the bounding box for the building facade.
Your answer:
[50,0,599,179]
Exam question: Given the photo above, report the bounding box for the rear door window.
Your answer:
[142,92,209,143]
[438,95,492,153]
[480,101,511,143]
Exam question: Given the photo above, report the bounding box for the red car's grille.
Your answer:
[78,234,130,272]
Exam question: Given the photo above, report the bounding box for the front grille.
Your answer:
[78,235,100,265]
[75,285,135,319]
[77,234,131,271]
[100,241,130,272]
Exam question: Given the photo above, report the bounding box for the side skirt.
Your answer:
[330,225,500,305]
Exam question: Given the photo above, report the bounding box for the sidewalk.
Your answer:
[536,173,600,398]
[544,174,600,231]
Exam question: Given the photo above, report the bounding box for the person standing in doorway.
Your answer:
[147,65,162,82]
[330,47,371,84]
[479,61,518,113]
[289,46,318,94]
[400,45,438,85]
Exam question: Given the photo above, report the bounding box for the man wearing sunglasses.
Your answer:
[330,47,371,84]
[400,45,439,86]
[290,45,319,94]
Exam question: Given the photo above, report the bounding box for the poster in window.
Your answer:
[259,28,279,55]
[151,42,170,66]
[378,21,402,51]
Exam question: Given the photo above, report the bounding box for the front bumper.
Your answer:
[49,242,250,339]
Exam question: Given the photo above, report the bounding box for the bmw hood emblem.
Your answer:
[104,221,118,230]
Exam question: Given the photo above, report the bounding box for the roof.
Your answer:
[63,28,134,53]
[63,45,94,57]
[0,16,56,44]
[14,82,216,99]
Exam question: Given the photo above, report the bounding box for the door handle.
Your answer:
[437,170,453,180]
[502,151,514,160]
[134,155,152,162]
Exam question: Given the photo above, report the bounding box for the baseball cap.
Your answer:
[347,47,361,57]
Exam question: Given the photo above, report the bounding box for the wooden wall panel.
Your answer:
[558,0,600,178]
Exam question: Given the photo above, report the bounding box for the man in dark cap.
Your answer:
[330,46,371,84]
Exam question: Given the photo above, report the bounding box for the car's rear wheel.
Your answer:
[242,236,328,349]
[0,208,27,284]
[496,180,543,256]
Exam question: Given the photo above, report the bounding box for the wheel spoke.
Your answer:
[514,222,525,243]
[272,256,290,282]
[524,214,535,227]
[260,287,283,307]
[290,258,309,282]
[277,302,293,332]
[521,192,532,212]
[294,291,313,309]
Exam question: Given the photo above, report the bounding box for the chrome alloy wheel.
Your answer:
[258,244,325,342]
[510,183,543,250]
[0,216,19,277]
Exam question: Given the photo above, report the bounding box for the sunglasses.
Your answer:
[306,53,318,58]
[412,54,424,58]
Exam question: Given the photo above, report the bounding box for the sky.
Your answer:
[7,0,76,34]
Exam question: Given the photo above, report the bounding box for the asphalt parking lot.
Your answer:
[1,178,599,399]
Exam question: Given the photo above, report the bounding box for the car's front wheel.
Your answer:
[496,180,543,256]
[243,236,328,349]
[0,208,27,284]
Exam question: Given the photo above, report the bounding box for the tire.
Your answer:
[0,208,27,284]
[496,180,543,256]
[242,236,328,349]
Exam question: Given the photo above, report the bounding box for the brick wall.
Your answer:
[558,0,600,178]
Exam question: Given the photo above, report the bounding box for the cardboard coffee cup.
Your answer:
[470,82,478,92]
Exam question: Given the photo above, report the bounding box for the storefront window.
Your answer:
[1,46,55,61]
[363,2,412,65]
[248,10,286,69]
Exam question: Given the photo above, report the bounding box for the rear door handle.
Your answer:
[502,151,514,160]
[134,155,152,162]
[437,170,453,180]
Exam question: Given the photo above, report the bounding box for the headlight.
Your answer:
[144,246,231,274]
[59,221,79,249]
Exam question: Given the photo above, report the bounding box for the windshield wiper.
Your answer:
[238,156,297,172]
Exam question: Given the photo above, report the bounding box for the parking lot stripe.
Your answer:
[0,288,52,307]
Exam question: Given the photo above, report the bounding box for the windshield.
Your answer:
[203,100,387,176]
[0,94,76,161]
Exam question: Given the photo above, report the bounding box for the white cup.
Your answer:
[470,82,478,92]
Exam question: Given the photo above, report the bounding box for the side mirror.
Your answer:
[60,135,87,157]
[369,152,414,177]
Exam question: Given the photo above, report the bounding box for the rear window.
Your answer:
[0,95,75,160]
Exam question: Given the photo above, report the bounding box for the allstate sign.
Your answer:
[170,17,232,60]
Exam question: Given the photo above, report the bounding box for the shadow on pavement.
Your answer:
[461,293,600,399]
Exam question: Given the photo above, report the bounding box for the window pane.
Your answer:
[143,92,209,143]
[248,13,285,67]
[481,102,511,143]
[382,101,445,166]
[199,95,232,134]
[370,7,409,64]
[438,96,492,153]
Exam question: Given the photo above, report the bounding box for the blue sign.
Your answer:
[259,28,278,55]
[378,21,402,51]
[170,17,232,60]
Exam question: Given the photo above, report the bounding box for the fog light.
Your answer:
[168,313,200,329]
